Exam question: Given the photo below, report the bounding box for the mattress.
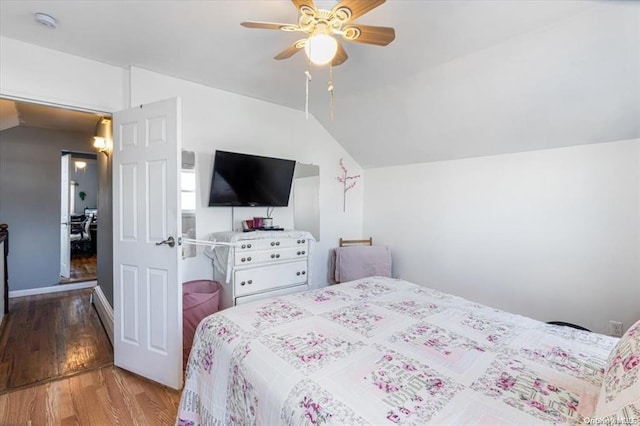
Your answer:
[176,276,621,425]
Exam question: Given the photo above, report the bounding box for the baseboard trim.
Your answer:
[8,280,97,298]
[92,285,114,346]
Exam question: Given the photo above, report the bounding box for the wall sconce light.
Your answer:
[93,117,111,156]
[93,136,107,153]
[74,160,87,172]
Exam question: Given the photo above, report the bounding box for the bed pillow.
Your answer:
[594,319,640,420]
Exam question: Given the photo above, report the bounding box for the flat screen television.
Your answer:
[208,150,296,207]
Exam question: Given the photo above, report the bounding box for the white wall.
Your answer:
[0,37,127,113]
[363,139,640,335]
[129,67,364,287]
[0,39,363,297]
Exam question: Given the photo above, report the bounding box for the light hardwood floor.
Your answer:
[0,289,182,424]
[0,365,181,425]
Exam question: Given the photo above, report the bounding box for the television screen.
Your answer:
[208,150,296,207]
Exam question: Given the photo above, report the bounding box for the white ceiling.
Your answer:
[1,0,638,167]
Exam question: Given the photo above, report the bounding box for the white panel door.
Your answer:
[113,98,182,389]
[60,153,71,278]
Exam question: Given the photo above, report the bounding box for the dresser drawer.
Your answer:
[234,261,308,297]
[233,248,306,266]
[255,237,308,250]
[259,246,308,262]
[235,241,258,252]
[234,251,258,266]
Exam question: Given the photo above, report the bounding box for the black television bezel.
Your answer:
[207,150,296,207]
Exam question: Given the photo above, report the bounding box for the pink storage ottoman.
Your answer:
[183,280,221,368]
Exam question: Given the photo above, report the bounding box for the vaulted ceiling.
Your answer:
[1,1,638,168]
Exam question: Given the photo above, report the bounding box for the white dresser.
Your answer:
[207,230,313,309]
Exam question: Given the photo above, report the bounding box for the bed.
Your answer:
[177,276,640,425]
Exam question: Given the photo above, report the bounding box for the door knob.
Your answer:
[155,236,175,248]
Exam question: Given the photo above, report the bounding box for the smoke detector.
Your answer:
[34,13,57,29]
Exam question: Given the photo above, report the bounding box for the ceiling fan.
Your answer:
[241,0,395,66]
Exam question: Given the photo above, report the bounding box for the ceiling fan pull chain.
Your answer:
[328,65,335,121]
[305,69,312,120]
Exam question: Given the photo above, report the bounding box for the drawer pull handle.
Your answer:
[241,281,246,286]
[297,251,301,255]
[297,239,301,243]
[302,271,306,275]
[296,271,301,276]
[302,239,306,243]
[276,254,280,258]
[241,257,246,262]
[276,241,280,246]
[248,280,253,284]
[247,244,252,248]
[247,257,252,261]
[271,242,275,246]
[241,244,246,249]
[271,254,275,259]
[302,250,306,255]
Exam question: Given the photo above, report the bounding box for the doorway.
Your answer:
[60,152,99,283]
[0,96,114,390]
[0,98,111,290]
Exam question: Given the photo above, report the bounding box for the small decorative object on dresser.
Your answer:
[205,230,314,309]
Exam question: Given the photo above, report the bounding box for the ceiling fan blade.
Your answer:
[291,0,317,14]
[332,42,349,66]
[341,24,395,46]
[274,40,306,60]
[332,0,386,22]
[241,21,300,31]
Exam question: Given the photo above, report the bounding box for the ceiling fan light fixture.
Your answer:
[304,34,338,66]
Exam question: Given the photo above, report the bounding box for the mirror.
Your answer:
[181,150,196,258]
[292,162,320,241]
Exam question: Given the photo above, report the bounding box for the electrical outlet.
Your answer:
[610,320,623,337]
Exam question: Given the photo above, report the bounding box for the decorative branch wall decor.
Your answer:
[336,158,360,212]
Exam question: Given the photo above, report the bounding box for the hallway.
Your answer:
[0,287,112,393]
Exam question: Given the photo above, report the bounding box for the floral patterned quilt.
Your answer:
[176,277,618,425]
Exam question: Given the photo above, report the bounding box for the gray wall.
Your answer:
[70,159,98,215]
[96,125,113,307]
[0,126,94,291]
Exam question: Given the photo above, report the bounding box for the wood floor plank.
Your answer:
[46,379,68,425]
[101,366,140,426]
